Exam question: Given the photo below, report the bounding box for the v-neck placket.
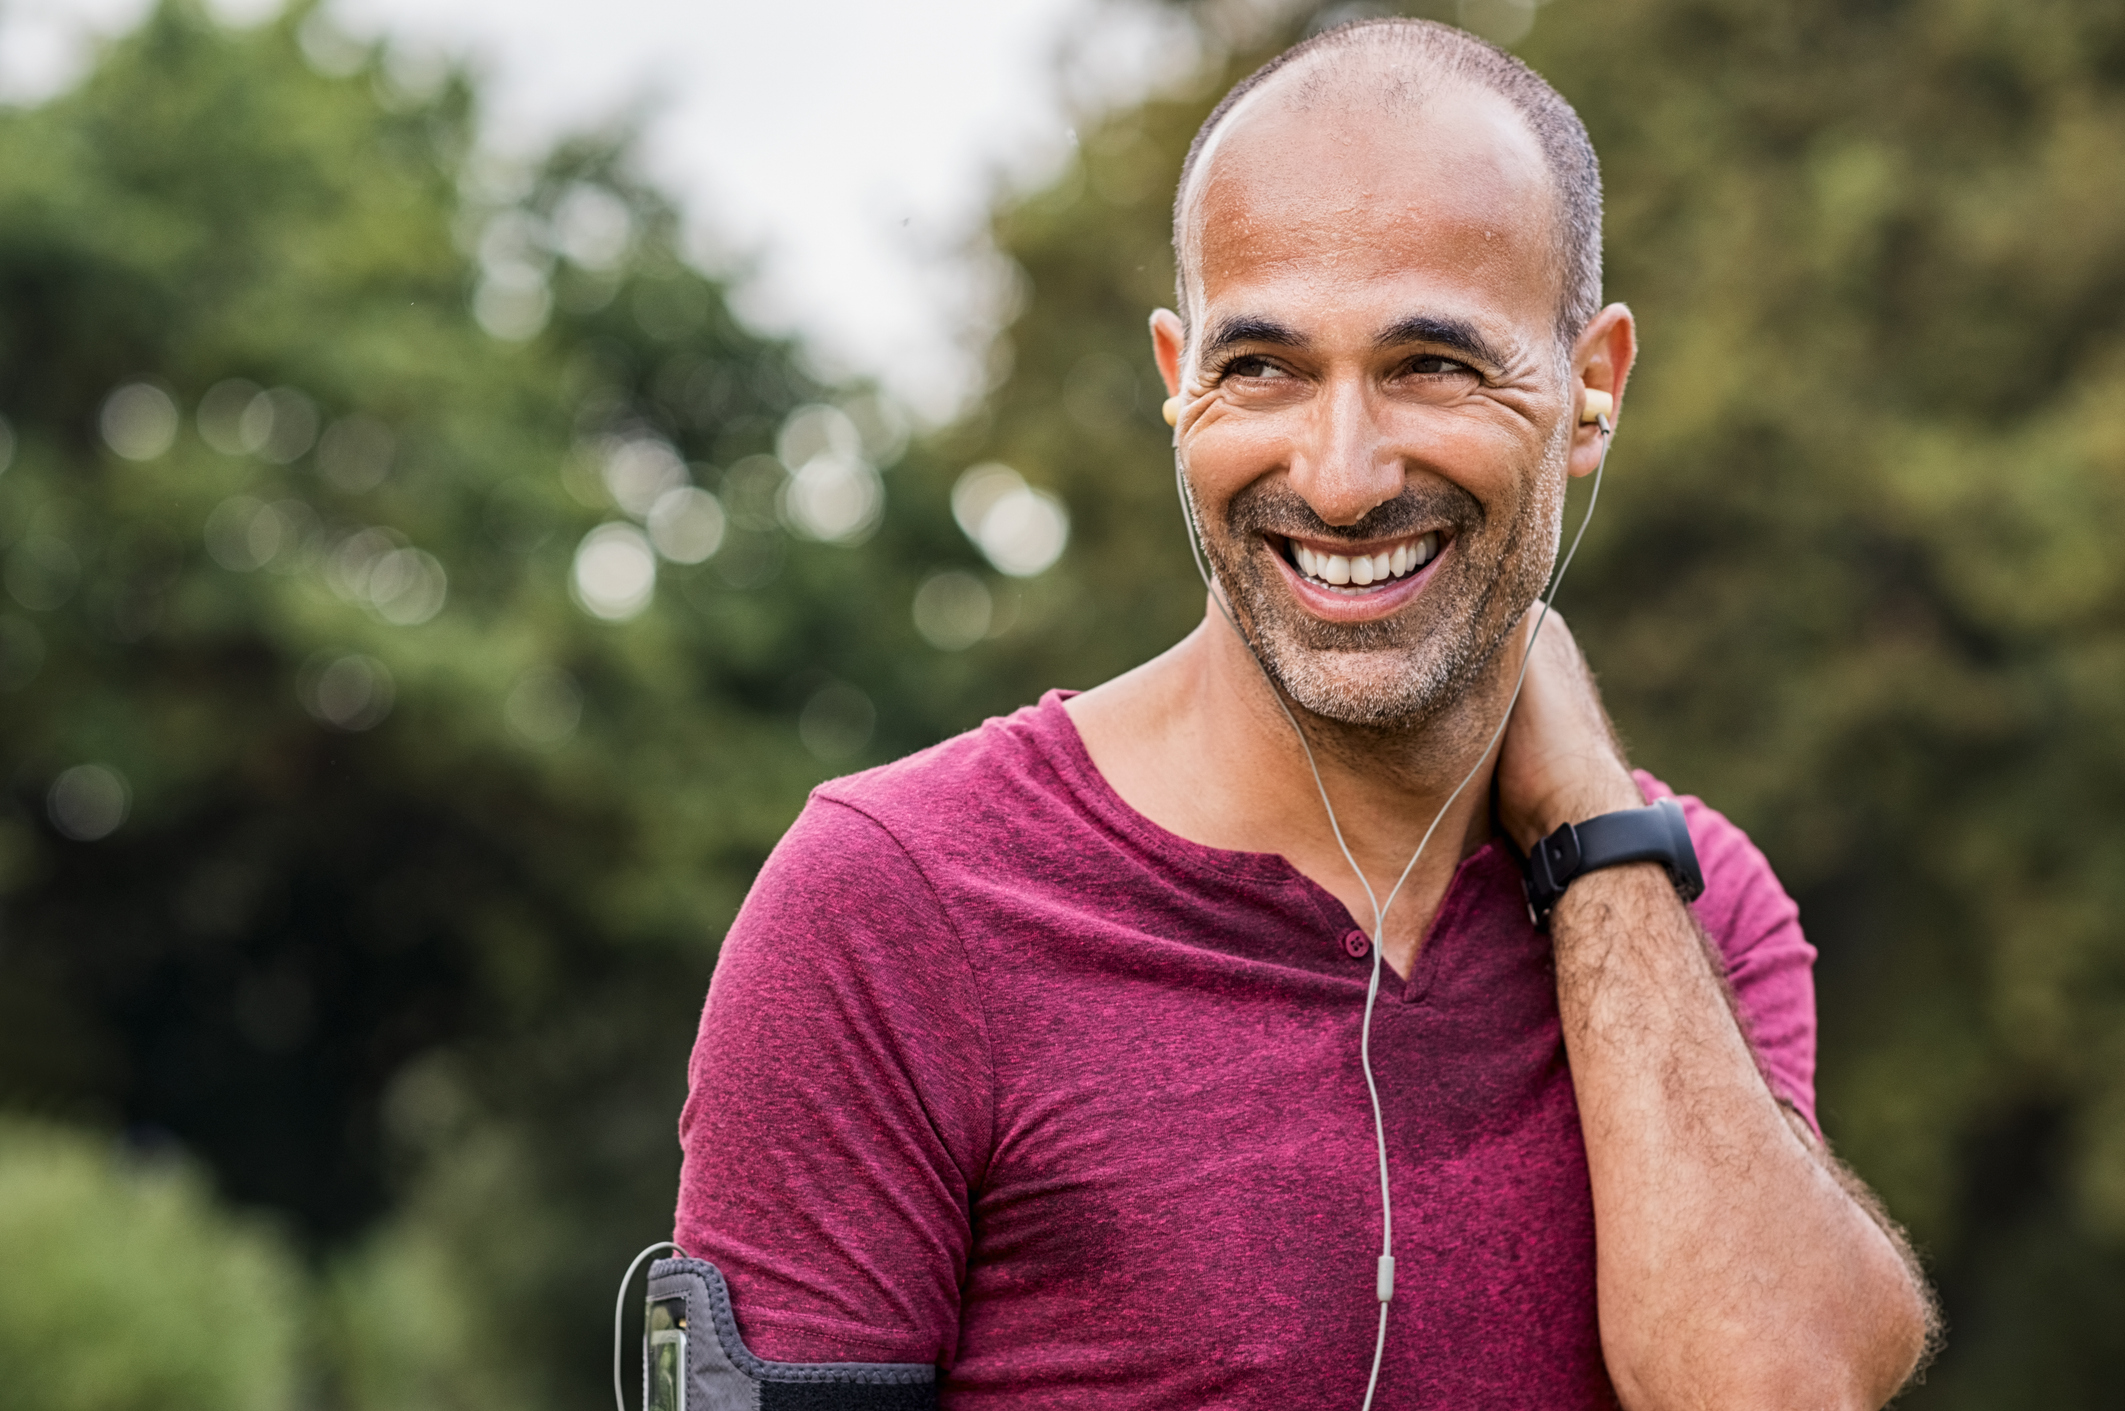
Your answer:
[1041,689,1508,1004]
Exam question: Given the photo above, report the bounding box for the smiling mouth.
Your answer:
[1281,530,1442,589]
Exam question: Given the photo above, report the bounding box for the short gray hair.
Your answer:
[1173,18,1604,346]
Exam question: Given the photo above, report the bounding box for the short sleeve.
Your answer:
[1635,772,1820,1135]
[674,796,995,1367]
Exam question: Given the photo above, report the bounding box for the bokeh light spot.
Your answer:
[551,183,634,271]
[299,652,395,731]
[365,548,448,625]
[198,379,267,454]
[601,437,689,519]
[316,416,395,492]
[324,527,406,602]
[206,497,321,575]
[783,452,884,544]
[647,486,726,564]
[475,263,553,341]
[504,666,583,748]
[951,463,1069,577]
[837,394,911,468]
[296,8,367,76]
[776,404,862,469]
[911,570,994,651]
[99,382,179,461]
[205,496,273,571]
[571,523,657,621]
[48,764,129,841]
[249,387,319,464]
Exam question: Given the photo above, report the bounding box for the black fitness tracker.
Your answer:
[1523,797,1705,931]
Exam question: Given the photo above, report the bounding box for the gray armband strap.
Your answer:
[645,1256,938,1411]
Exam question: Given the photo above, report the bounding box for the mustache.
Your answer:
[1220,480,1484,545]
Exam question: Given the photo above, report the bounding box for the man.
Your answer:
[666,18,1936,1409]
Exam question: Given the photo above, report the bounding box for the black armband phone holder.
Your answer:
[1522,796,1705,932]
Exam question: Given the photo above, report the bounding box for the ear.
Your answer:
[1149,309,1187,399]
[1568,303,1637,479]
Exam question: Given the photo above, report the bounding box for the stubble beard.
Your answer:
[1191,441,1569,735]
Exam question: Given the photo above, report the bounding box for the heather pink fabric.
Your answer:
[675,691,1817,1407]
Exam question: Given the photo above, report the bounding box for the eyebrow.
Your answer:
[1198,315,1305,362]
[1197,312,1511,372]
[1374,315,1510,372]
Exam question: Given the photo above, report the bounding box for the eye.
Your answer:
[1220,355,1291,381]
[1406,355,1476,378]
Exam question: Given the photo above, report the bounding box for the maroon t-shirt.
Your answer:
[675,691,1817,1407]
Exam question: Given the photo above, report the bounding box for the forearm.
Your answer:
[1553,863,1930,1411]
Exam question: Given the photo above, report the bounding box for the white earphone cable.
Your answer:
[1173,409,1611,1409]
[614,1241,682,1411]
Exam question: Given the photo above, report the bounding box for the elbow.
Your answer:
[1856,1260,1940,1409]
[1606,1257,1939,1411]
[1828,1211,1941,1409]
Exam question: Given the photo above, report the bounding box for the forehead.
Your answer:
[1183,71,1560,340]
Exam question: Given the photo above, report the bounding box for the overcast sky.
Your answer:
[0,0,1205,417]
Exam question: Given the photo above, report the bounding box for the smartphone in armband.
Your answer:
[646,1296,686,1411]
[626,1253,938,1408]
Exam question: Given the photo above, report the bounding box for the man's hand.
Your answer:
[1495,609,1640,850]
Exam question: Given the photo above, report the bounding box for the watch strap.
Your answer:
[1523,797,1705,930]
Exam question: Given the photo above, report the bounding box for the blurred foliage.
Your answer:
[0,1,997,1403]
[0,1119,301,1411]
[1,0,2122,1405]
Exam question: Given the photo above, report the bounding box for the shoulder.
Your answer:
[807,690,1090,859]
[729,691,1087,937]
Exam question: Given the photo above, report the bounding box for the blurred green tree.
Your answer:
[935,0,2125,1402]
[0,1,1002,1402]
[0,1118,302,1411]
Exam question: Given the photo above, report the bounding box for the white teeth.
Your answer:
[1293,533,1440,587]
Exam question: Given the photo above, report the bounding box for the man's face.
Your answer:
[1163,78,1578,728]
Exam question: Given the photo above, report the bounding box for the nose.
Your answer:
[1285,374,1403,527]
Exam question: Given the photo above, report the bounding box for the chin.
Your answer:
[1254,639,1465,729]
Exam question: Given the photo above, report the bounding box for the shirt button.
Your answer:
[1342,930,1371,959]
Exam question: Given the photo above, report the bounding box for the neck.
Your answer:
[1192,597,1518,857]
[1067,593,1520,970]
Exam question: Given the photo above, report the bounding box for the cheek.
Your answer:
[1181,412,1295,514]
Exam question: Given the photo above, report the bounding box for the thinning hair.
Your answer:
[1172,18,1604,347]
